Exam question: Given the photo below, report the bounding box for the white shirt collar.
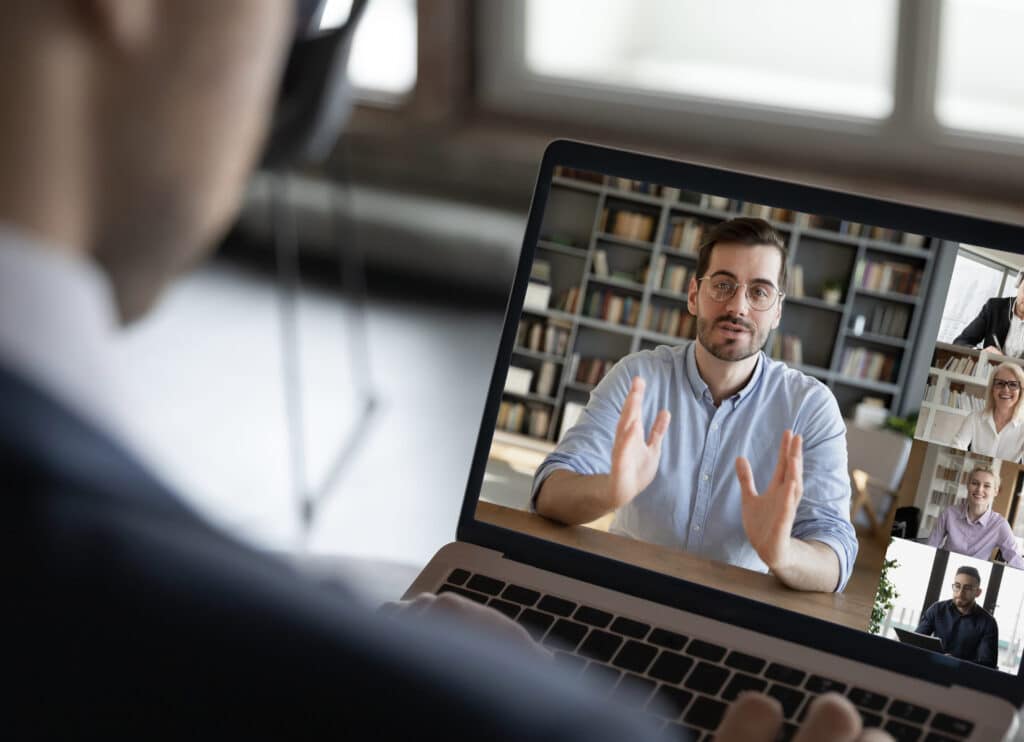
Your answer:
[0,224,133,442]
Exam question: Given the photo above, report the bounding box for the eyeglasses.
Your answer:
[951,582,979,593]
[993,379,1021,391]
[698,277,783,311]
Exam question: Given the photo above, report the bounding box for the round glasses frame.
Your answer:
[697,276,784,312]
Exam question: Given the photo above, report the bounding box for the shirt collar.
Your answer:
[959,500,995,526]
[683,340,765,407]
[983,411,1020,431]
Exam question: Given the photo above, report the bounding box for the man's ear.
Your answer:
[687,276,699,317]
[76,0,156,51]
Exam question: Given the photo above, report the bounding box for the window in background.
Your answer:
[524,0,898,118]
[937,251,1007,343]
[936,0,1024,139]
[884,539,939,635]
[992,566,1024,674]
[321,0,417,98]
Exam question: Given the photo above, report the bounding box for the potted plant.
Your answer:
[822,279,843,305]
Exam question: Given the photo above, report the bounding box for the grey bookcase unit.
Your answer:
[501,173,937,443]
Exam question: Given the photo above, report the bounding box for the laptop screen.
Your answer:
[475,154,1024,677]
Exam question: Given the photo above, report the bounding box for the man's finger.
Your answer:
[792,693,861,742]
[647,409,671,450]
[615,377,645,439]
[785,433,804,505]
[735,457,758,500]
[716,692,783,742]
[770,429,791,488]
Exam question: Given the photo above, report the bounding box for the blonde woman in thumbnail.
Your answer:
[928,466,1024,568]
[951,362,1024,462]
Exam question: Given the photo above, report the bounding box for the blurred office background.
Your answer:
[118,0,1024,596]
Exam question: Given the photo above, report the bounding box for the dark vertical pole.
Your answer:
[923,548,950,614]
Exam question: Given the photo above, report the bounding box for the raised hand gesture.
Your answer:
[735,430,803,573]
[608,377,671,509]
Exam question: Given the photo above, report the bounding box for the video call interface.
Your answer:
[476,165,1024,676]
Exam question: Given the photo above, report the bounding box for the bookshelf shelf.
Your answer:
[855,288,919,305]
[786,296,845,313]
[503,390,558,406]
[537,240,588,258]
[920,400,971,416]
[505,167,941,444]
[512,346,566,363]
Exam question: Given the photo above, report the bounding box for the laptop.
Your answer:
[404,139,1024,741]
[895,628,945,654]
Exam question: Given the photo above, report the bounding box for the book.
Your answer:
[593,250,610,278]
[524,281,552,311]
[536,361,557,397]
[505,367,533,395]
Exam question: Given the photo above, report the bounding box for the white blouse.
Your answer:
[951,410,1024,462]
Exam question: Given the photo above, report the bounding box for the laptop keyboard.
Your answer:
[439,569,976,742]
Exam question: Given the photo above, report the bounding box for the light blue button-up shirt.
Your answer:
[532,341,857,591]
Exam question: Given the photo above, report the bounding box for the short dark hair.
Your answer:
[696,217,788,290]
[956,566,982,585]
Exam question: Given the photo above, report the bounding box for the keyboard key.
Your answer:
[767,684,805,719]
[722,672,768,701]
[649,628,688,651]
[859,710,883,728]
[446,568,470,585]
[552,651,586,675]
[686,639,727,662]
[610,616,650,639]
[537,595,576,617]
[612,640,658,674]
[776,722,798,742]
[578,629,623,663]
[805,675,846,694]
[724,651,766,674]
[487,598,520,620]
[516,608,554,640]
[924,733,958,742]
[649,651,694,684]
[611,674,656,706]
[574,605,613,628]
[888,700,929,725]
[438,584,487,604]
[466,574,504,595]
[684,662,730,696]
[684,696,728,731]
[543,619,588,651]
[884,719,923,742]
[930,713,973,737]
[582,662,621,692]
[765,663,806,687]
[649,685,693,719]
[667,723,702,741]
[848,687,888,711]
[501,584,540,606]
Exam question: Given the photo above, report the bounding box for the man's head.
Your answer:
[687,217,788,363]
[966,467,999,513]
[0,1,294,321]
[952,566,983,610]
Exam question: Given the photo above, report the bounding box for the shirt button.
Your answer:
[711,423,719,431]
[693,525,700,531]
[702,474,709,481]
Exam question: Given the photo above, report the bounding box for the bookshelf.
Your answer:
[915,444,997,537]
[498,169,939,444]
[915,342,1019,446]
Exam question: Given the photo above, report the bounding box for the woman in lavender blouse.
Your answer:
[928,466,1024,569]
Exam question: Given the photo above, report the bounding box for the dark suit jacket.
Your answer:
[953,296,1014,350]
[2,364,660,739]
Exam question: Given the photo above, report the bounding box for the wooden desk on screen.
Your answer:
[476,500,872,632]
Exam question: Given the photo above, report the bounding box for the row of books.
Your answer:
[556,286,582,314]
[928,490,961,508]
[665,217,707,253]
[941,355,979,376]
[515,319,571,356]
[650,256,689,294]
[923,384,984,411]
[592,250,647,284]
[645,306,696,339]
[854,259,923,296]
[609,177,662,196]
[599,207,656,243]
[573,356,616,387]
[496,400,551,439]
[553,166,602,184]
[866,305,911,338]
[839,347,897,382]
[770,334,804,366]
[787,265,805,298]
[585,289,641,327]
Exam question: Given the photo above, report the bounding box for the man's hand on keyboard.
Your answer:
[380,592,553,662]
[718,692,893,741]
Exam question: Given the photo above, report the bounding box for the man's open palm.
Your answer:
[609,377,670,509]
[735,430,803,571]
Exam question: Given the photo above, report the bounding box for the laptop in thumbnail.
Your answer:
[895,628,945,654]
[403,139,1024,740]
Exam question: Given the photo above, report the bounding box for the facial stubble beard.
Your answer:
[695,314,769,363]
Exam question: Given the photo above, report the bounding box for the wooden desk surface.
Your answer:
[476,501,873,632]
